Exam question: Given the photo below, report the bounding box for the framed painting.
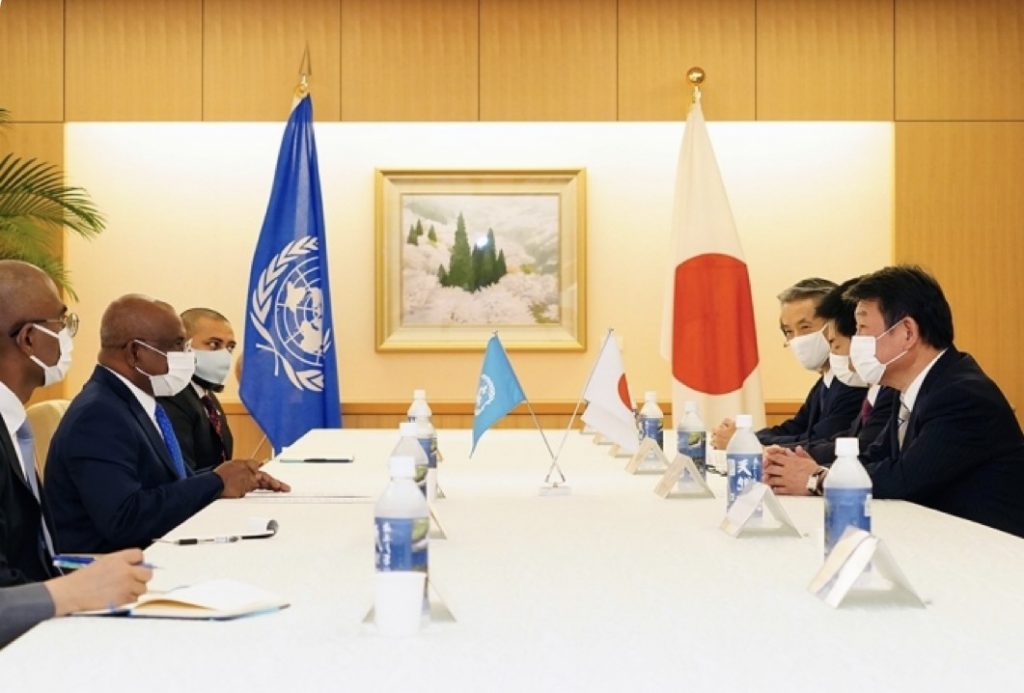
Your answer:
[375,169,586,351]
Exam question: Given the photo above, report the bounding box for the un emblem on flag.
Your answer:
[475,374,496,415]
[249,236,333,392]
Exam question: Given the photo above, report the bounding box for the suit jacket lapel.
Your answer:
[0,411,38,498]
[93,367,181,480]
[900,348,958,453]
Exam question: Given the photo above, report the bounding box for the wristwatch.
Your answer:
[806,467,828,496]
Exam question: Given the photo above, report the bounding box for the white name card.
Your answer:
[653,454,714,499]
[720,482,800,537]
[808,528,924,608]
[625,438,670,474]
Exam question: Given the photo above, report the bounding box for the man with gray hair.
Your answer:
[711,277,864,449]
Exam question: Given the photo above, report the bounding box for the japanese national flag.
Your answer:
[582,332,638,453]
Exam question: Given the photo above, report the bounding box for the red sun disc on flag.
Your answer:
[671,253,759,394]
[617,375,632,411]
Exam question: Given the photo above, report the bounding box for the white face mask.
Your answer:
[134,340,196,397]
[849,322,908,386]
[194,349,232,386]
[29,324,73,386]
[788,326,830,371]
[829,353,868,388]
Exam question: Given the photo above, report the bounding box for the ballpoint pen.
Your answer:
[159,535,241,545]
[52,554,159,570]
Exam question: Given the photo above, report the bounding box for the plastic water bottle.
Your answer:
[374,455,429,607]
[823,437,872,557]
[414,414,438,502]
[726,414,763,512]
[676,400,707,485]
[639,391,664,468]
[392,422,429,498]
[407,389,432,423]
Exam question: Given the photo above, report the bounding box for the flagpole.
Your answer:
[521,397,566,485]
[551,327,614,463]
[688,65,704,103]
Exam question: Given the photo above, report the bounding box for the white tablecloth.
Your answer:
[2,429,1022,691]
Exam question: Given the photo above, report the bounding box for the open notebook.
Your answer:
[77,579,289,620]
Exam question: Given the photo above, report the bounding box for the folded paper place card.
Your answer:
[429,504,448,540]
[654,454,714,499]
[625,438,670,475]
[808,528,925,608]
[720,482,800,537]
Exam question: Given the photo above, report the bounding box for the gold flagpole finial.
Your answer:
[295,44,312,99]
[687,66,705,104]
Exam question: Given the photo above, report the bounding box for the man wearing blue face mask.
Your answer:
[158,308,236,472]
[45,295,290,553]
[768,266,1024,535]
[711,278,864,449]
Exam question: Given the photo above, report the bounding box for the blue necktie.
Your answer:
[154,404,187,480]
[15,421,55,558]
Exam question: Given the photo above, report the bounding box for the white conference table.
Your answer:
[2,429,1023,692]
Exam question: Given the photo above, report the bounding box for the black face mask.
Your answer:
[192,374,225,393]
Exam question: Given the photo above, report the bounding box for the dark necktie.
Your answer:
[859,397,873,425]
[200,394,227,462]
[15,421,55,558]
[154,404,187,479]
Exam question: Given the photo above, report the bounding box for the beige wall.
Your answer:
[62,121,892,405]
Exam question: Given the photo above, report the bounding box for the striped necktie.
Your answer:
[15,421,55,558]
[897,400,911,449]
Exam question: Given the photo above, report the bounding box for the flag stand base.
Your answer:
[539,483,571,497]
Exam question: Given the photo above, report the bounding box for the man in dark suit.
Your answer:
[765,277,896,493]
[711,277,864,449]
[0,261,74,586]
[159,308,236,472]
[768,266,1024,536]
[45,295,289,553]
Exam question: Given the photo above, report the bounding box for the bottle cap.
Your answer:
[735,414,753,428]
[389,455,416,478]
[644,390,657,402]
[683,401,697,414]
[399,421,417,436]
[413,389,426,400]
[835,437,859,457]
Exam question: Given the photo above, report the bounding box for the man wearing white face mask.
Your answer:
[771,267,1024,536]
[711,278,864,449]
[45,295,290,553]
[159,308,235,472]
[764,278,897,494]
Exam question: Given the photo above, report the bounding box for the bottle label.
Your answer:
[640,417,663,450]
[677,429,707,480]
[418,436,438,470]
[726,453,763,508]
[375,517,429,573]
[824,489,872,555]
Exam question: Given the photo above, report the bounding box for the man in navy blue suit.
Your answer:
[768,266,1024,537]
[711,278,864,449]
[45,295,289,553]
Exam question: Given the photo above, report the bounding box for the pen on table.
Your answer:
[52,554,159,570]
[158,535,241,545]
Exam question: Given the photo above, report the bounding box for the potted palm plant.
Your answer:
[0,107,104,299]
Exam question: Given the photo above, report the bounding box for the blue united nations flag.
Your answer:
[471,335,526,456]
[241,93,341,453]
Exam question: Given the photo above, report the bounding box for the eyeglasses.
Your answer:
[7,312,79,338]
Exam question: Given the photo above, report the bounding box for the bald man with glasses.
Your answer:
[44,294,289,554]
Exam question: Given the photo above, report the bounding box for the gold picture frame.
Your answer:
[375,169,586,352]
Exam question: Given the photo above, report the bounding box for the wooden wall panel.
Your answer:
[341,0,478,121]
[618,0,755,121]
[480,0,617,120]
[895,122,1024,415]
[0,0,64,122]
[204,0,341,121]
[65,0,203,120]
[757,0,894,120]
[895,0,1024,121]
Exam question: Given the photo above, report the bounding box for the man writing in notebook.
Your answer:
[45,294,289,553]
